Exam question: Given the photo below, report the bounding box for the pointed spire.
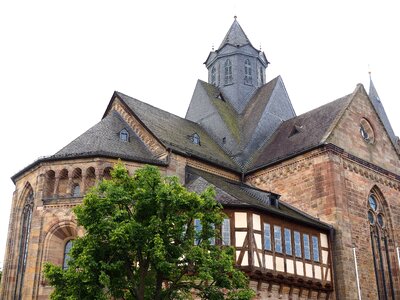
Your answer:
[369,70,380,102]
[368,71,397,145]
[218,17,251,50]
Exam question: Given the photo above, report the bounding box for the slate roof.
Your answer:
[185,167,332,230]
[218,18,251,50]
[369,77,397,147]
[248,94,352,171]
[55,110,155,161]
[114,92,240,171]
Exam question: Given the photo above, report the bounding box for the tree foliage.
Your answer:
[44,163,254,300]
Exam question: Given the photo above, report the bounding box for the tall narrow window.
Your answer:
[211,66,216,85]
[312,236,320,262]
[244,59,252,85]
[259,67,264,85]
[222,218,231,246]
[224,59,232,85]
[274,226,282,253]
[303,234,310,260]
[14,189,34,300]
[194,219,202,245]
[264,223,272,251]
[294,231,302,258]
[284,228,292,255]
[368,191,395,299]
[63,240,74,270]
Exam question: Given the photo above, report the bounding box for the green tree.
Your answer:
[44,163,254,300]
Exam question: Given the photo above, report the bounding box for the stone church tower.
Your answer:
[2,18,400,299]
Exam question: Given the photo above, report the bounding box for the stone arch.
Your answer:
[103,166,113,180]
[367,185,397,299]
[43,170,56,198]
[71,168,82,197]
[85,167,96,191]
[57,169,69,197]
[42,220,80,267]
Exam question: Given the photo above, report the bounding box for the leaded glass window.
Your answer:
[224,59,232,85]
[264,223,272,251]
[222,218,230,246]
[211,66,216,85]
[274,226,282,253]
[303,234,310,260]
[244,59,252,85]
[369,195,378,211]
[294,231,302,258]
[312,236,320,262]
[284,228,292,255]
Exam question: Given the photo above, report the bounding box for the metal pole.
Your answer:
[353,247,362,300]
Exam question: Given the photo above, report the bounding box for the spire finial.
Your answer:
[212,43,214,51]
[260,43,262,51]
[368,64,372,79]
[234,15,237,20]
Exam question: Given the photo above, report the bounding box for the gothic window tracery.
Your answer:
[367,191,395,299]
[14,189,34,300]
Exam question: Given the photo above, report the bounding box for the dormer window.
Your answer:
[211,66,216,85]
[119,129,129,142]
[190,133,201,145]
[244,59,252,85]
[224,59,233,85]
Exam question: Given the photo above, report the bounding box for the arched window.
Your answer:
[14,189,34,299]
[367,192,395,299]
[244,59,252,85]
[224,59,232,85]
[63,240,74,270]
[190,133,200,145]
[120,129,129,142]
[211,66,216,85]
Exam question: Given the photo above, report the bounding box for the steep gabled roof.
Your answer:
[218,18,251,50]
[248,93,353,171]
[185,167,332,230]
[115,92,240,171]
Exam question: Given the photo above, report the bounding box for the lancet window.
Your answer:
[244,59,252,85]
[367,191,395,299]
[224,59,233,85]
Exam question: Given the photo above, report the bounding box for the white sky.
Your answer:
[1,0,399,267]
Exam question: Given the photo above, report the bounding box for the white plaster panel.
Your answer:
[275,256,285,272]
[305,263,313,278]
[235,231,247,247]
[265,254,273,270]
[322,250,329,264]
[326,267,331,281]
[235,212,247,228]
[320,233,328,248]
[314,265,322,280]
[286,258,294,274]
[242,251,248,266]
[254,233,262,249]
[254,252,259,267]
[296,261,304,276]
[253,214,261,231]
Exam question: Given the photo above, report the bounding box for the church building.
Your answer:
[1,18,400,299]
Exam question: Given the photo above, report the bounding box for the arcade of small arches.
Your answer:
[42,165,115,199]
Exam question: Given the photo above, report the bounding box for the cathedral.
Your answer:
[1,18,400,299]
